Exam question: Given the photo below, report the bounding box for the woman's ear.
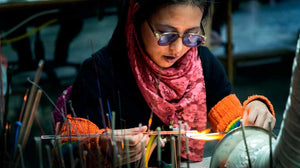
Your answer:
[133,2,140,14]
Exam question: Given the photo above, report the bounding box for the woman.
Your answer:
[64,0,276,165]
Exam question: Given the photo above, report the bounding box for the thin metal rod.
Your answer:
[97,146,102,168]
[56,138,65,168]
[240,120,252,168]
[40,131,226,139]
[112,111,117,168]
[78,142,84,168]
[171,136,176,168]
[34,137,43,168]
[141,139,145,168]
[112,142,117,168]
[118,154,121,168]
[69,143,75,168]
[125,138,131,168]
[184,123,190,168]
[17,144,25,168]
[0,39,5,128]
[157,127,161,168]
[177,121,182,167]
[45,145,52,168]
[18,60,44,144]
[268,120,273,168]
[21,90,43,148]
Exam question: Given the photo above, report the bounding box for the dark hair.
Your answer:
[135,0,212,32]
[108,0,211,53]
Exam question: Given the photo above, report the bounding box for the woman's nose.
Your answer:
[169,37,183,54]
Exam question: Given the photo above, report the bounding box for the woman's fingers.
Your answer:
[244,100,276,130]
[242,107,250,125]
[253,108,267,127]
[247,109,258,125]
[128,133,145,146]
[98,126,150,166]
[127,125,148,133]
[114,126,147,135]
[116,135,148,166]
[120,134,148,154]
[119,151,143,165]
[262,114,276,130]
[106,131,149,154]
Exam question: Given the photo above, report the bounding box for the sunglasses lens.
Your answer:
[183,35,204,47]
[158,34,178,46]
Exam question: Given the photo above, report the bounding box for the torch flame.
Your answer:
[199,128,211,134]
[186,128,225,141]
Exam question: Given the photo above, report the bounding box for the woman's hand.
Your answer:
[99,126,149,165]
[242,100,276,130]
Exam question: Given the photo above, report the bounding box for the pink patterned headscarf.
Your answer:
[125,0,207,161]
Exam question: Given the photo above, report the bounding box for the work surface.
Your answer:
[181,157,211,168]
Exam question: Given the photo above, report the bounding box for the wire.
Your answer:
[1,9,59,38]
[2,19,58,44]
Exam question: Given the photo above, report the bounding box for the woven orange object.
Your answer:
[59,114,105,138]
[208,94,275,133]
[242,95,275,116]
[208,94,243,132]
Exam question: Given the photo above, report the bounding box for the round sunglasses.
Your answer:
[147,20,206,47]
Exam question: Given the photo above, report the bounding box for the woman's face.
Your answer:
[140,4,203,68]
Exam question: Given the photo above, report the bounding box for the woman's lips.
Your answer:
[163,56,177,63]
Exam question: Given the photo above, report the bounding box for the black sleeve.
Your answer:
[198,46,232,112]
[70,49,112,128]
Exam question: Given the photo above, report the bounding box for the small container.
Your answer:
[210,126,276,168]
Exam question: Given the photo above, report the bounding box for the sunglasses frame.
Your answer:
[146,20,206,47]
